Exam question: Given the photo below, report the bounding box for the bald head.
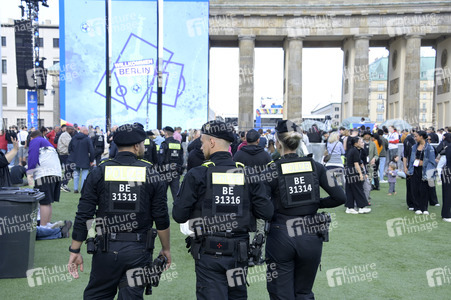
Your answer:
[81,126,89,135]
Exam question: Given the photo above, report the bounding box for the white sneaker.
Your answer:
[443,218,451,223]
[423,211,430,215]
[434,204,441,207]
[346,208,359,214]
[415,210,423,215]
[49,220,65,229]
[380,180,388,183]
[408,207,414,211]
[358,207,372,214]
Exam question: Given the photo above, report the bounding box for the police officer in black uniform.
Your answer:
[68,122,171,300]
[91,126,105,166]
[159,126,184,201]
[173,120,273,300]
[265,120,346,300]
[144,130,159,165]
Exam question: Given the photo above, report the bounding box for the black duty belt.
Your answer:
[209,231,248,239]
[108,232,147,242]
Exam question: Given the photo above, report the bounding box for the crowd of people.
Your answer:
[1,121,449,233]
[1,119,450,299]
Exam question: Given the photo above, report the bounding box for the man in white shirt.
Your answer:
[17,126,29,165]
[387,126,400,163]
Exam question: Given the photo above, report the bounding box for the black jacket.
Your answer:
[233,145,272,167]
[5,130,17,144]
[0,151,12,187]
[187,138,204,171]
[10,165,26,185]
[68,133,95,169]
[172,151,274,224]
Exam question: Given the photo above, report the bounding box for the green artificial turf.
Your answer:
[0,179,449,299]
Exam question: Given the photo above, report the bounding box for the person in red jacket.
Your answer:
[0,130,8,154]
[46,126,61,148]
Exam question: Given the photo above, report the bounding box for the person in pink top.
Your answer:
[173,126,182,142]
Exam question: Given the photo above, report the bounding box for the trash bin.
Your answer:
[0,187,45,278]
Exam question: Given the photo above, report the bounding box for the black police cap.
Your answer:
[246,129,260,143]
[201,120,235,142]
[275,120,302,134]
[146,130,154,136]
[113,123,147,146]
[163,126,174,133]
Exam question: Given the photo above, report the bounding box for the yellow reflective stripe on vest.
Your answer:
[212,172,245,185]
[144,138,150,145]
[280,161,313,174]
[104,166,146,182]
[202,161,215,167]
[168,143,181,150]
[156,145,160,151]
[235,162,245,168]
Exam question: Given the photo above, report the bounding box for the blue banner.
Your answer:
[60,0,209,130]
[27,91,38,129]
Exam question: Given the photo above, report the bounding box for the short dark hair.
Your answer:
[350,136,361,146]
[417,131,428,140]
[30,130,43,139]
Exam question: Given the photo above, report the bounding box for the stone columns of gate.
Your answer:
[403,34,422,128]
[352,35,371,118]
[283,36,303,124]
[238,35,255,131]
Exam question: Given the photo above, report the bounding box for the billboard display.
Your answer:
[60,0,209,129]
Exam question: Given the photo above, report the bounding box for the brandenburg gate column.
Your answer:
[403,34,422,128]
[238,35,255,131]
[434,37,451,128]
[283,36,303,123]
[353,36,370,118]
[387,35,421,127]
[341,35,370,120]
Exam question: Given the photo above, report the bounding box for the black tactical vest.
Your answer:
[162,139,181,165]
[199,162,254,234]
[274,156,320,216]
[94,134,104,148]
[144,138,155,162]
[96,159,154,233]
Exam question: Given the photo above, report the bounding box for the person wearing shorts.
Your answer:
[18,126,29,164]
[27,130,62,226]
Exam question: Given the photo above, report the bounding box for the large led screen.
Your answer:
[60,0,209,129]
